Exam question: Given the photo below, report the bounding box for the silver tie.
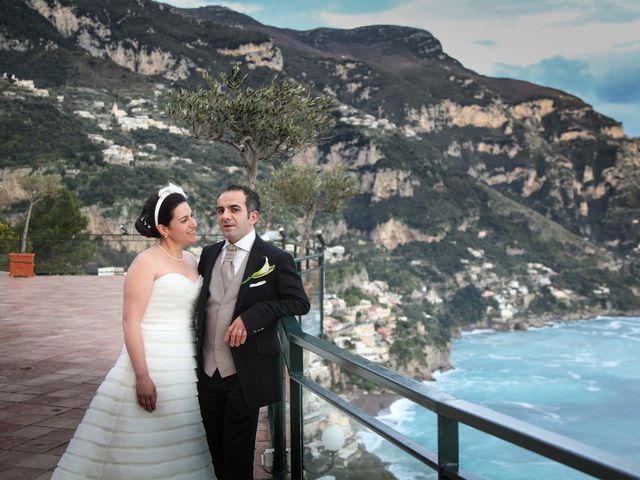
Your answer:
[221,244,237,292]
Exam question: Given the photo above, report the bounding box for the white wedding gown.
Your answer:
[52,273,216,480]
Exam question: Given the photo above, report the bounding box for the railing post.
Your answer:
[271,353,287,477]
[438,415,459,479]
[319,252,324,335]
[289,338,304,479]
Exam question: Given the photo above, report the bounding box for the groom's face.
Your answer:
[216,190,258,244]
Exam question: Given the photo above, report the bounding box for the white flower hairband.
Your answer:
[154,182,187,227]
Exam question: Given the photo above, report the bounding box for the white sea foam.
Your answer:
[462,328,494,336]
[621,334,640,342]
[389,463,432,480]
[432,369,453,380]
[527,325,547,331]
[601,360,620,367]
[487,353,524,361]
[357,430,383,452]
[376,398,416,427]
[501,401,561,421]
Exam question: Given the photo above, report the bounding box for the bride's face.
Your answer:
[166,202,198,246]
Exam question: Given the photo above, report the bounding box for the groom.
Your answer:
[195,184,310,479]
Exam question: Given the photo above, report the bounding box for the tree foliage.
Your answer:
[259,163,359,252]
[166,65,335,188]
[28,188,94,273]
[17,173,62,253]
[0,218,19,255]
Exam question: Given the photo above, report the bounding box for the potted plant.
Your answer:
[9,173,61,277]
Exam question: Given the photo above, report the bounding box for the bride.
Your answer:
[52,184,216,479]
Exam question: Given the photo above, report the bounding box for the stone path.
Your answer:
[0,272,271,479]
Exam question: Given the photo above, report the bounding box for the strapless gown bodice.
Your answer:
[142,273,201,327]
[52,274,215,480]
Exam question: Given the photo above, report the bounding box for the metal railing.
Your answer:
[271,316,640,479]
[0,233,323,275]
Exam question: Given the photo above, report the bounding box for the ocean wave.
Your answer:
[600,360,620,367]
[462,328,494,336]
[500,401,561,421]
[376,398,417,427]
[620,334,640,342]
[389,463,433,480]
[357,431,434,480]
[487,353,524,360]
[357,430,383,452]
[432,369,453,380]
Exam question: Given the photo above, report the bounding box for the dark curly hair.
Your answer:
[222,184,261,215]
[134,192,186,238]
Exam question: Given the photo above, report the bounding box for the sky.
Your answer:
[163,0,640,137]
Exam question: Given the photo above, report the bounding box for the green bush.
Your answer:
[28,188,95,273]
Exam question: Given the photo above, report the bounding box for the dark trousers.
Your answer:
[198,370,260,480]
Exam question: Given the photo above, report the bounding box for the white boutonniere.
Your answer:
[241,257,275,285]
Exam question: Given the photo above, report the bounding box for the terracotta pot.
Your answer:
[9,253,36,277]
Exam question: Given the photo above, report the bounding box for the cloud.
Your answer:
[166,0,407,20]
[494,56,593,96]
[159,0,212,7]
[216,2,263,14]
[473,40,498,48]
[569,0,640,24]
[324,0,408,15]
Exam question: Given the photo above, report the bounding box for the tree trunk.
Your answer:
[298,207,316,255]
[244,152,258,189]
[20,201,34,253]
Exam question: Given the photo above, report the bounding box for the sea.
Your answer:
[359,316,640,479]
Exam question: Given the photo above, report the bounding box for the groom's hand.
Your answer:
[225,317,248,347]
[136,375,157,412]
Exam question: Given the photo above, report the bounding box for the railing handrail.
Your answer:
[292,251,324,262]
[277,316,640,480]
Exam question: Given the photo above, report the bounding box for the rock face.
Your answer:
[407,100,510,132]
[217,41,283,71]
[371,220,445,251]
[0,167,31,207]
[401,345,452,381]
[24,0,197,80]
[361,169,419,202]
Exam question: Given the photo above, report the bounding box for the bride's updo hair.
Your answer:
[134,192,186,238]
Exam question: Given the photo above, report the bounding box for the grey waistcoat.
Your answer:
[203,250,249,378]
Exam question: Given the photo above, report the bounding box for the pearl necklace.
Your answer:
[157,244,184,262]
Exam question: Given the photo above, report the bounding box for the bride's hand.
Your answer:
[136,375,157,412]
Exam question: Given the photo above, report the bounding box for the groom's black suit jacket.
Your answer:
[195,235,310,408]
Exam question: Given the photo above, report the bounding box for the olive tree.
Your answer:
[259,164,359,253]
[17,174,62,253]
[166,65,335,188]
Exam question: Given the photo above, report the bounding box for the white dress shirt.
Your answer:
[222,229,256,275]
